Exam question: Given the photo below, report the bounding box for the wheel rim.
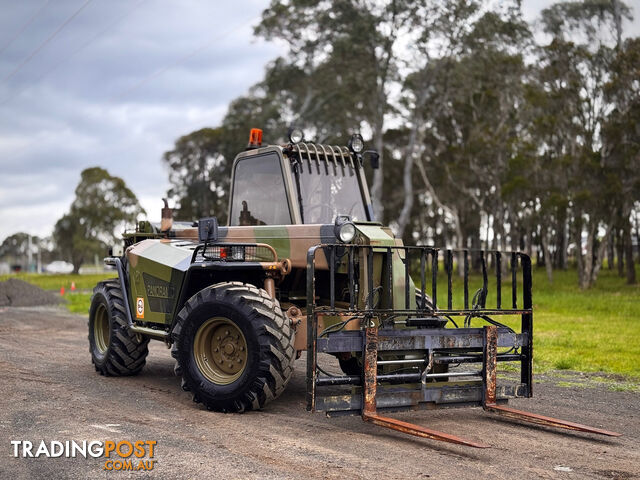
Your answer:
[194,317,247,385]
[94,303,110,354]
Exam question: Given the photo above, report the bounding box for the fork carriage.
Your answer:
[305,244,618,447]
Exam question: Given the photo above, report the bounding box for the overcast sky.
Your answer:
[0,0,638,243]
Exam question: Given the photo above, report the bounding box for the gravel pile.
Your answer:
[0,278,63,307]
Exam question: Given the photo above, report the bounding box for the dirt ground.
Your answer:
[0,306,638,479]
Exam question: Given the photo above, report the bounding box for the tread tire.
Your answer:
[171,282,295,413]
[88,280,150,376]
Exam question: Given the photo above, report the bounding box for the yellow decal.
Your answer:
[136,297,144,319]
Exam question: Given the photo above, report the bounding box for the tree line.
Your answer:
[163,0,640,288]
[2,1,638,288]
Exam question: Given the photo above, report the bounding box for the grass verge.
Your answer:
[0,272,114,291]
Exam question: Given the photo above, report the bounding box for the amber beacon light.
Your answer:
[248,128,263,148]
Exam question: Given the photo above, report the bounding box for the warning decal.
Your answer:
[136,297,144,319]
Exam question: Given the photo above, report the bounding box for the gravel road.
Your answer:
[0,306,638,479]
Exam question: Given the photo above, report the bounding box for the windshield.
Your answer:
[229,153,291,226]
[294,159,367,224]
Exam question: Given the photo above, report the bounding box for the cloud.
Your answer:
[0,0,283,242]
[0,0,638,244]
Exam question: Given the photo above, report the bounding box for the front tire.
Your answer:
[171,282,295,412]
[88,280,149,376]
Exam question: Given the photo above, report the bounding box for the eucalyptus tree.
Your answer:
[163,127,231,223]
[255,0,423,222]
[394,0,482,242]
[53,168,144,274]
[538,0,633,288]
[400,3,531,259]
[602,37,640,283]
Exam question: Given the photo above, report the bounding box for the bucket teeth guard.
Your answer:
[305,245,621,448]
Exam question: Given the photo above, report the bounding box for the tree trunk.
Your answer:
[607,233,615,269]
[494,200,507,253]
[616,227,625,277]
[370,122,385,222]
[471,233,482,273]
[574,215,587,289]
[498,205,508,276]
[396,118,421,238]
[540,225,553,283]
[590,228,610,287]
[72,259,82,275]
[624,221,636,284]
[636,212,640,264]
[578,220,611,289]
[560,211,568,270]
[584,224,596,288]
[525,229,533,258]
[612,0,623,48]
[511,224,519,252]
[414,156,465,275]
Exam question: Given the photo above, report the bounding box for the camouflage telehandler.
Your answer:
[88,128,620,447]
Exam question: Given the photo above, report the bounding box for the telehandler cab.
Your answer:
[88,128,620,447]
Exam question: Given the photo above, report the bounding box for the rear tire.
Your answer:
[171,282,295,412]
[88,280,149,376]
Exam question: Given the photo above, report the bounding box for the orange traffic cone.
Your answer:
[71,281,76,291]
[60,286,65,296]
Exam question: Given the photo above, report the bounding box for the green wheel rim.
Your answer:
[194,317,248,385]
[94,303,110,354]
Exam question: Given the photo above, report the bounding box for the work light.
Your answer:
[348,134,364,153]
[288,127,304,144]
[337,222,356,243]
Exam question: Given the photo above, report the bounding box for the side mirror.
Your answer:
[364,150,380,169]
[198,217,218,243]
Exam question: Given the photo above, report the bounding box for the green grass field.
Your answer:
[0,272,113,291]
[525,266,640,379]
[2,266,639,379]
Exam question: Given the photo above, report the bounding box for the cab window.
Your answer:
[295,158,367,224]
[229,153,291,226]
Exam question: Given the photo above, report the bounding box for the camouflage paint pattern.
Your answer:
[120,139,413,332]
[127,239,192,325]
[124,221,413,328]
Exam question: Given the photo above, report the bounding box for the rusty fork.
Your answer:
[481,325,621,438]
[360,325,620,449]
[360,325,490,449]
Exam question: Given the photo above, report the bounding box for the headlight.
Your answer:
[338,222,356,243]
[348,133,364,153]
[288,127,304,144]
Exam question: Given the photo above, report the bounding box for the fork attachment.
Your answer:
[305,245,621,448]
[482,325,621,437]
[361,325,490,449]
